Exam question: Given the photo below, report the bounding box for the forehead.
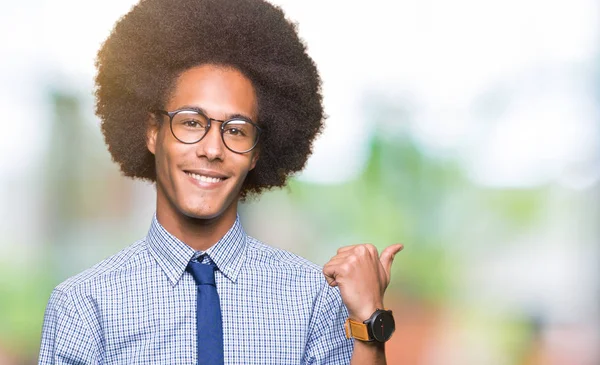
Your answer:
[166,64,258,121]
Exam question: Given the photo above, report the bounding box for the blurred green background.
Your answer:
[1,0,599,364]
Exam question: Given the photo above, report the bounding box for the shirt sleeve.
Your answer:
[303,281,354,365]
[38,289,100,365]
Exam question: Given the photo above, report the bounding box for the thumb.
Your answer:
[380,243,404,277]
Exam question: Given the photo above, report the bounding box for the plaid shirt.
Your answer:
[39,215,353,364]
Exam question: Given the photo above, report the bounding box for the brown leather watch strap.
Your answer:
[344,318,370,341]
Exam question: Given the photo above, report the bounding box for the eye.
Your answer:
[223,121,251,137]
[182,119,203,128]
[224,127,245,136]
[176,117,207,129]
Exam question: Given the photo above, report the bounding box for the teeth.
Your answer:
[187,172,223,183]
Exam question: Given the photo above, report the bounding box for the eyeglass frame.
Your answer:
[150,108,262,154]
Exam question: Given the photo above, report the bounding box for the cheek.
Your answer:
[154,137,183,183]
[235,156,256,183]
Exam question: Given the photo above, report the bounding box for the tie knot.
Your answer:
[187,260,216,286]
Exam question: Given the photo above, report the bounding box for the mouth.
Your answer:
[184,170,229,188]
[186,172,225,183]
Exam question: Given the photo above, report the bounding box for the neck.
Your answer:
[155,198,239,252]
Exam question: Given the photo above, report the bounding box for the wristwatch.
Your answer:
[344,309,395,343]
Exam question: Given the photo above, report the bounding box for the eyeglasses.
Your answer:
[151,108,262,154]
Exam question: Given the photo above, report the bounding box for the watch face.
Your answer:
[371,310,395,342]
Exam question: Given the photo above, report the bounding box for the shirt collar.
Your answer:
[146,214,247,286]
[204,216,247,283]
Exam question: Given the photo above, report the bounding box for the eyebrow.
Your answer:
[176,104,256,123]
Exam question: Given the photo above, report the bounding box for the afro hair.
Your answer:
[95,0,324,198]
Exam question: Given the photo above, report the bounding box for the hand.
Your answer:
[323,243,403,322]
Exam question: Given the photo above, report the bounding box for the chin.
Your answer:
[179,198,234,221]
[185,210,224,221]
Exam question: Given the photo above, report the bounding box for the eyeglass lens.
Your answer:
[171,111,258,152]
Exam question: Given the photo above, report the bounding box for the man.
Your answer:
[39,0,403,363]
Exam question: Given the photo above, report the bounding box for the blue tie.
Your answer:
[187,258,224,365]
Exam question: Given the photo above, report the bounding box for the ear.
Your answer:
[249,148,260,171]
[146,113,160,155]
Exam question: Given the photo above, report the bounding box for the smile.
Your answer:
[186,172,225,184]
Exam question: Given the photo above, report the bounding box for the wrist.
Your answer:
[345,308,395,343]
[354,338,385,348]
[349,302,384,322]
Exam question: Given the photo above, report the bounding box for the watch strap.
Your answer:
[344,318,371,341]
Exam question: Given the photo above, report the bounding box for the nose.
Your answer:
[196,122,225,161]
